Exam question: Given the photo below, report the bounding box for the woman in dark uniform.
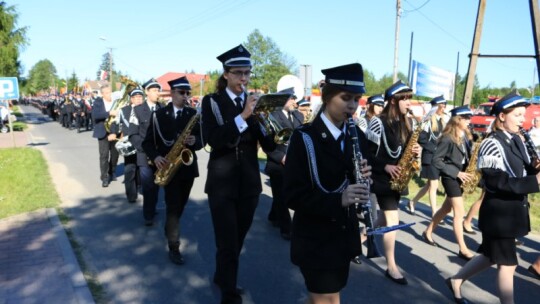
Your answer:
[447,92,540,304]
[421,106,475,260]
[364,80,421,285]
[284,63,371,304]
[201,44,276,304]
[409,95,447,216]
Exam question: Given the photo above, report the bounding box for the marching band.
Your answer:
[24,49,540,304]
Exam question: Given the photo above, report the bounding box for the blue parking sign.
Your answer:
[0,77,20,100]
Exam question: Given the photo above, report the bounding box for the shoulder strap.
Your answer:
[299,130,348,193]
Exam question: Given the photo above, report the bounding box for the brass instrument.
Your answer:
[461,134,482,195]
[390,108,437,193]
[252,91,293,144]
[105,76,139,132]
[154,113,200,186]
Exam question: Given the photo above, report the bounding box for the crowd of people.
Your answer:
[22,44,540,304]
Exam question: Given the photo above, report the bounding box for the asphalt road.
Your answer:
[22,105,540,304]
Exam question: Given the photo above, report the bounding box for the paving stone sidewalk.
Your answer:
[0,209,94,304]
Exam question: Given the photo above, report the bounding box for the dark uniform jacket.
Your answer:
[201,90,276,199]
[264,109,303,176]
[283,114,364,269]
[127,101,162,166]
[418,117,444,165]
[92,97,113,139]
[142,103,202,179]
[478,130,539,238]
[432,135,470,179]
[366,116,409,194]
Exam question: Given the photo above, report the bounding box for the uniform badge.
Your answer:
[321,132,327,139]
[238,46,243,52]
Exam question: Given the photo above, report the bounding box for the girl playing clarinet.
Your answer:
[284,63,372,304]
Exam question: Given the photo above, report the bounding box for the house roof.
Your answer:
[156,72,210,91]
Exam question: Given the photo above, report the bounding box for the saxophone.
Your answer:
[390,108,436,193]
[105,76,139,132]
[461,135,482,195]
[154,112,200,186]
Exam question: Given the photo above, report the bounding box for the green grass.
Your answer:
[405,175,540,234]
[0,148,60,218]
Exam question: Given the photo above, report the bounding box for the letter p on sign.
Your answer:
[0,77,20,100]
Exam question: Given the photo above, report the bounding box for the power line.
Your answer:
[402,0,431,13]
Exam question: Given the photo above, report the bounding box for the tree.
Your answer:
[0,2,29,77]
[244,29,296,93]
[67,71,79,93]
[26,59,57,95]
[96,52,114,81]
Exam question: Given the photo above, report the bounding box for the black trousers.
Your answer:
[97,137,119,181]
[164,175,194,245]
[140,165,159,220]
[268,173,291,234]
[209,194,258,303]
[124,154,138,202]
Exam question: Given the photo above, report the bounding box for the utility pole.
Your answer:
[108,47,113,88]
[393,0,402,82]
[462,0,486,106]
[407,32,414,83]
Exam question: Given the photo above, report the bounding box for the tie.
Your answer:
[176,109,182,119]
[288,112,294,126]
[234,97,243,112]
[337,132,345,152]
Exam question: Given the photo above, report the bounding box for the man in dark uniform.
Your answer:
[92,85,120,187]
[201,44,276,304]
[73,93,85,132]
[265,87,303,240]
[127,78,162,226]
[114,87,144,203]
[65,92,75,129]
[143,76,202,265]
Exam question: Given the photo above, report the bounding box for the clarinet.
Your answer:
[347,115,382,258]
[346,115,415,237]
[519,127,540,161]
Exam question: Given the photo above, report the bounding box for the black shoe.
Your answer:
[213,277,244,295]
[109,175,117,182]
[351,255,362,264]
[528,265,540,280]
[102,180,109,187]
[422,232,438,247]
[144,219,153,226]
[385,269,408,285]
[515,239,524,246]
[128,199,136,204]
[457,251,474,261]
[445,278,469,304]
[463,223,476,235]
[168,249,185,265]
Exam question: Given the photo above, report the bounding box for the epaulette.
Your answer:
[365,116,382,145]
[477,137,504,170]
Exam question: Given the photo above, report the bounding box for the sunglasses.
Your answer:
[174,90,191,96]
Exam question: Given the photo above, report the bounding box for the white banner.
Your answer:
[410,60,455,100]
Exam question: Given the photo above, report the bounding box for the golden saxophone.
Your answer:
[154,113,200,186]
[390,108,436,193]
[461,135,482,195]
[105,76,139,133]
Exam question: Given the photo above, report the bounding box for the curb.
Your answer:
[46,208,95,304]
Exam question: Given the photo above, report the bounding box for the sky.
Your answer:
[10,0,540,94]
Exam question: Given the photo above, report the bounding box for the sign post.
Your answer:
[0,77,20,147]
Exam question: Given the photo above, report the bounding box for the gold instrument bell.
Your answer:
[253,92,293,144]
